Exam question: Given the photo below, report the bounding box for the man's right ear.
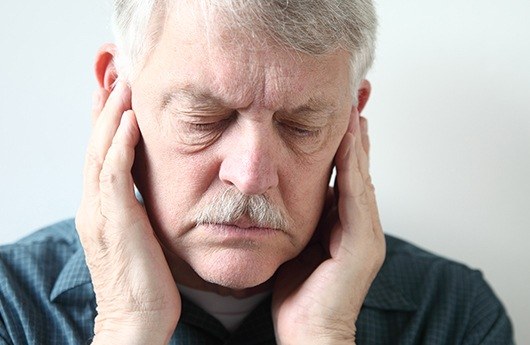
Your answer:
[94,43,119,91]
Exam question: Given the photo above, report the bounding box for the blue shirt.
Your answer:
[0,219,514,344]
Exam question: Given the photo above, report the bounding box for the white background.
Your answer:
[0,1,528,343]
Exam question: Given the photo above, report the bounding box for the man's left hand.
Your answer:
[272,116,386,344]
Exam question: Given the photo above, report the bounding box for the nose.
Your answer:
[219,126,279,195]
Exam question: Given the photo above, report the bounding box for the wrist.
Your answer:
[277,330,356,345]
[92,313,177,345]
[91,327,173,345]
[278,338,355,345]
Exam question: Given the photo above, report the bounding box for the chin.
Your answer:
[190,249,283,289]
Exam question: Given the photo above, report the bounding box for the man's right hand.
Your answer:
[76,81,180,345]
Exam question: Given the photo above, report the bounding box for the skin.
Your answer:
[76,3,385,344]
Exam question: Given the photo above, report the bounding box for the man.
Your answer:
[0,0,513,344]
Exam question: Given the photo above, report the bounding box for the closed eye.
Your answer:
[185,120,229,132]
[277,120,322,138]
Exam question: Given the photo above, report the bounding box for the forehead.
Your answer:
[139,1,353,111]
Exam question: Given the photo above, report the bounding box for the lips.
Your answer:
[199,214,280,231]
[210,222,279,232]
[219,217,270,230]
[199,221,281,241]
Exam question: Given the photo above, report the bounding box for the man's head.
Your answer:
[95,0,376,291]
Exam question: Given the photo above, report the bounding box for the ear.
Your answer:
[347,79,372,133]
[356,79,371,114]
[94,43,119,91]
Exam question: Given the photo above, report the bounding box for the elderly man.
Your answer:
[0,0,513,344]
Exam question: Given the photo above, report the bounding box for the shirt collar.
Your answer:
[362,262,418,312]
[50,247,92,303]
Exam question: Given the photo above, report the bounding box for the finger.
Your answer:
[359,116,370,158]
[334,132,372,237]
[91,88,110,127]
[83,81,131,198]
[335,111,359,200]
[99,110,141,212]
[91,81,132,159]
[90,88,109,127]
[354,115,370,180]
[354,117,384,237]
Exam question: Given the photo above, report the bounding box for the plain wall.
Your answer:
[0,1,528,343]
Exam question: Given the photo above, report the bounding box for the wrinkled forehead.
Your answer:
[144,0,353,110]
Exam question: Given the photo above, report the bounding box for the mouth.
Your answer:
[197,213,283,231]
[196,217,283,242]
[220,217,280,230]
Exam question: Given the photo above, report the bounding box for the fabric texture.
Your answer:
[0,219,514,344]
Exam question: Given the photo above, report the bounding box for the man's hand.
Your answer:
[76,81,180,345]
[272,115,386,344]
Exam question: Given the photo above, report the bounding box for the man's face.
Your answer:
[130,4,355,289]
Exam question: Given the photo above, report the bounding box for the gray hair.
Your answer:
[112,0,377,95]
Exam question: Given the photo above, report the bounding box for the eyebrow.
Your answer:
[162,86,337,119]
[161,87,229,112]
[279,99,337,118]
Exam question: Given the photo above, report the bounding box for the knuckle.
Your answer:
[355,189,370,206]
[99,167,119,188]
[107,144,130,170]
[99,151,127,190]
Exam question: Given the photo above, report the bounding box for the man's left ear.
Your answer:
[347,80,371,133]
[356,79,371,114]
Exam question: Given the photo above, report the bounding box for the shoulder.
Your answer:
[0,218,82,305]
[382,234,481,292]
[358,234,514,344]
[382,234,505,313]
[0,218,79,278]
[0,219,94,344]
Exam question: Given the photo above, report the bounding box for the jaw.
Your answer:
[162,243,286,297]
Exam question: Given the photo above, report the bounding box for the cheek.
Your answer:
[134,115,220,234]
[278,121,345,244]
[280,153,333,243]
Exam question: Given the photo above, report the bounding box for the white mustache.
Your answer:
[194,187,289,230]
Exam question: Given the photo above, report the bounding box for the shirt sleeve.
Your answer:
[462,271,514,345]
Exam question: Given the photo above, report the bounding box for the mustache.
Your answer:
[194,187,289,230]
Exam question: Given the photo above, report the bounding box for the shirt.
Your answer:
[0,219,514,344]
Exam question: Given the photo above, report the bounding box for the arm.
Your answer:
[76,82,180,345]
[272,115,386,344]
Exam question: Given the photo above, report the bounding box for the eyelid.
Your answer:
[170,107,232,118]
[274,109,331,126]
[289,126,322,137]
[184,115,234,131]
[277,120,322,137]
